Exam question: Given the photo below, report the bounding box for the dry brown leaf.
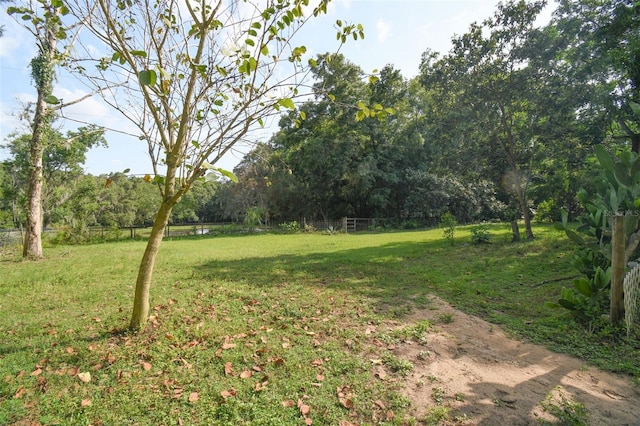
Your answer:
[221,336,236,350]
[221,388,237,398]
[281,342,290,349]
[311,359,323,366]
[141,362,152,371]
[77,372,91,383]
[299,404,311,416]
[68,367,79,376]
[386,410,394,421]
[340,398,354,409]
[339,421,356,426]
[14,386,25,399]
[188,392,199,403]
[282,399,296,407]
[240,370,253,379]
[81,398,92,407]
[316,374,324,381]
[305,418,312,425]
[224,362,233,376]
[31,368,43,377]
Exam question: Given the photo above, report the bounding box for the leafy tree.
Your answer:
[420,0,548,241]
[553,0,640,152]
[68,0,351,331]
[2,126,106,228]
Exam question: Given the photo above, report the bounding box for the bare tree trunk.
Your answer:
[129,201,173,331]
[23,141,44,258]
[515,178,534,240]
[510,220,520,242]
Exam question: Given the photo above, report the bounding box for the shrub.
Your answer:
[279,221,299,233]
[440,212,457,245]
[470,224,491,244]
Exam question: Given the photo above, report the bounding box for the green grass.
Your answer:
[1,224,638,424]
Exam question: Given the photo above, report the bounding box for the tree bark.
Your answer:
[23,134,45,258]
[510,220,520,242]
[129,201,173,331]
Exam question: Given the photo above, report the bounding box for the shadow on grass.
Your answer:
[193,235,571,320]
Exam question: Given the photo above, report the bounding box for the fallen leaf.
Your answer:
[68,367,79,376]
[81,398,92,407]
[298,401,311,416]
[220,388,237,398]
[340,398,354,409]
[386,410,394,421]
[240,370,253,379]
[281,342,290,349]
[339,421,356,426]
[188,392,199,403]
[31,368,43,377]
[77,372,91,383]
[311,359,323,366]
[305,418,312,425]
[221,336,236,350]
[14,386,25,398]
[254,380,268,391]
[282,399,296,407]
[316,374,324,381]
[141,362,152,371]
[224,362,233,376]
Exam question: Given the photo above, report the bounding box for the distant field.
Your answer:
[1,224,638,424]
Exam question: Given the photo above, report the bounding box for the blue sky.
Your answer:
[0,0,553,176]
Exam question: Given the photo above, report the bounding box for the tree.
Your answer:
[7,0,97,258]
[8,0,69,257]
[553,0,640,153]
[68,0,352,331]
[420,0,548,241]
[2,126,106,228]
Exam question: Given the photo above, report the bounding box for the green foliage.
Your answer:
[279,220,300,233]
[470,223,491,245]
[440,212,457,245]
[540,391,589,426]
[552,267,611,327]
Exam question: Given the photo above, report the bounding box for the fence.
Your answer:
[0,218,395,245]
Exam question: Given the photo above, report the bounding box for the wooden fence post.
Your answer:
[611,214,625,325]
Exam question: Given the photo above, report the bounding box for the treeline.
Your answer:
[1,0,638,241]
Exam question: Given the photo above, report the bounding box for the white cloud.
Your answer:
[376,19,391,42]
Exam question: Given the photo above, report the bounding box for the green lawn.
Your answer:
[1,224,638,425]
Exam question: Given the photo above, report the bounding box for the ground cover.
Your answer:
[1,224,638,425]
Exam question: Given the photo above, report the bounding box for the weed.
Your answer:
[540,390,589,426]
[382,353,414,376]
[422,406,450,425]
[437,312,454,324]
[432,386,446,404]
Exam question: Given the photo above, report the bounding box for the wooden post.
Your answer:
[611,215,625,325]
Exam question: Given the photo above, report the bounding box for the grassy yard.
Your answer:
[1,224,638,425]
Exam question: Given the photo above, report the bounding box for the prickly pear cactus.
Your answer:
[623,264,640,337]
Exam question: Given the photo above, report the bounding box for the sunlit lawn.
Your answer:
[1,224,638,424]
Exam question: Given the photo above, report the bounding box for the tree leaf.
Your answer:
[139,70,157,86]
[278,98,295,110]
[44,95,61,105]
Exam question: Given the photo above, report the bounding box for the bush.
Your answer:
[279,221,299,233]
[470,224,491,244]
[440,212,457,245]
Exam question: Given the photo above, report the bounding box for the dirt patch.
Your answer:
[377,296,640,425]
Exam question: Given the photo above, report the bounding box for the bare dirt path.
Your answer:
[381,296,640,425]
